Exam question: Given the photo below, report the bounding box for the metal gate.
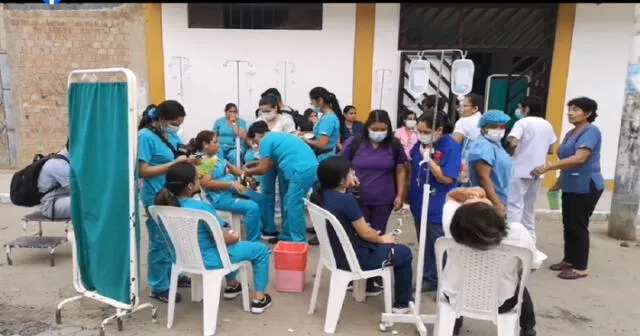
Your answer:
[397,3,558,126]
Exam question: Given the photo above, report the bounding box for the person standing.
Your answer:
[506,97,557,242]
[212,103,247,166]
[304,87,345,162]
[342,105,365,143]
[452,93,484,186]
[394,110,419,159]
[531,97,603,280]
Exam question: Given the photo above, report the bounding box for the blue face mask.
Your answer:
[163,125,180,134]
[369,130,387,143]
[515,108,524,118]
[312,106,321,113]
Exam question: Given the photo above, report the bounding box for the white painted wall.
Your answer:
[563,3,634,180]
[371,3,401,127]
[161,4,356,140]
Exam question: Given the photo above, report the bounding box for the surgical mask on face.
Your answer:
[405,120,417,129]
[262,111,276,121]
[515,108,524,118]
[312,106,321,113]
[485,129,505,143]
[369,130,387,143]
[418,134,435,145]
[163,125,180,134]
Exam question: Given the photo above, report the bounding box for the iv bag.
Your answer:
[451,59,475,96]
[408,59,431,94]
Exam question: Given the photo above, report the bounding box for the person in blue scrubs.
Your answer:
[212,103,247,166]
[531,96,603,280]
[467,110,512,217]
[303,87,345,162]
[409,110,461,293]
[243,121,318,242]
[188,130,265,242]
[154,162,273,313]
[137,101,200,303]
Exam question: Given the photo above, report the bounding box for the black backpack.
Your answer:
[10,153,69,207]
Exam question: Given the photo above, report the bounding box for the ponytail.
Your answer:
[326,92,346,140]
[138,104,158,130]
[154,188,181,207]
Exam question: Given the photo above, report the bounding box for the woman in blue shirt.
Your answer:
[409,110,461,293]
[154,162,272,313]
[310,156,413,312]
[467,110,512,217]
[531,97,603,280]
[243,121,318,243]
[137,101,200,303]
[303,87,345,162]
[188,130,264,242]
[212,103,247,166]
[342,105,365,143]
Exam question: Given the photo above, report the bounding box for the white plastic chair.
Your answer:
[147,206,250,336]
[304,199,392,334]
[433,237,533,336]
[198,188,243,238]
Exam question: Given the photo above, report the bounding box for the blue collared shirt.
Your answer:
[557,124,604,193]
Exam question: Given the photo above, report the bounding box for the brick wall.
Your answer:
[2,4,148,167]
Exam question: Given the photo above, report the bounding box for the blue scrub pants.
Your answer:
[203,241,271,292]
[212,193,262,242]
[144,209,174,293]
[260,167,286,234]
[279,167,317,242]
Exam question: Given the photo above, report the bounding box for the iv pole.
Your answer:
[275,61,296,103]
[379,48,467,336]
[223,59,253,166]
[375,68,392,109]
[171,56,190,103]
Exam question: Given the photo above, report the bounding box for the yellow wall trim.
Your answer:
[352,4,376,121]
[543,4,576,188]
[143,4,165,104]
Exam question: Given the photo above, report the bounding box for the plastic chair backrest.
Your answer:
[304,199,363,274]
[434,237,533,323]
[148,205,232,271]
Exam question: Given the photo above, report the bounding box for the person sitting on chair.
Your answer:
[440,187,544,336]
[38,140,71,220]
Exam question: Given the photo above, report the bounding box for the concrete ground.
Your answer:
[1,204,639,336]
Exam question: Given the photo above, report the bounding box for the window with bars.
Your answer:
[187,4,323,30]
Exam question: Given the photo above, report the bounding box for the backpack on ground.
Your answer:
[10,153,69,207]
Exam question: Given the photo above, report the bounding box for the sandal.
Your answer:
[549,261,572,271]
[558,268,588,280]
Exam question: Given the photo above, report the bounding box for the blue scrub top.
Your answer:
[178,197,227,256]
[204,156,236,203]
[557,124,604,193]
[409,135,462,225]
[213,117,247,149]
[342,121,365,143]
[467,135,512,206]
[258,132,318,181]
[313,112,340,162]
[138,128,182,207]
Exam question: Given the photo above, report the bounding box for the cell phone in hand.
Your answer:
[392,229,402,236]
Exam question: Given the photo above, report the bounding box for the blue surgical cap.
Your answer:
[478,109,510,128]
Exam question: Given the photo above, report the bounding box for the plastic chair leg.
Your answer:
[308,261,323,315]
[202,273,225,336]
[323,272,350,334]
[496,313,519,336]
[239,264,251,312]
[167,268,180,329]
[353,279,366,302]
[191,274,203,302]
[434,302,457,336]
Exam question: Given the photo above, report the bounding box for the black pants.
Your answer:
[453,287,536,332]
[561,182,603,271]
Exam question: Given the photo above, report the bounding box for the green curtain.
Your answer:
[68,82,139,305]
[487,76,529,115]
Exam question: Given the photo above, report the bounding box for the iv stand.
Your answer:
[379,48,466,336]
[375,68,392,109]
[275,61,296,102]
[173,56,189,103]
[223,59,252,166]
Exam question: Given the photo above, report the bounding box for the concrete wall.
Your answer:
[2,4,148,167]
[160,3,357,140]
[563,3,634,180]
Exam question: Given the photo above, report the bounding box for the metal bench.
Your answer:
[4,211,70,267]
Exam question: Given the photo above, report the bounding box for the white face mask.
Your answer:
[486,129,505,143]
[405,120,417,129]
[262,111,277,121]
[369,130,387,143]
[418,134,435,145]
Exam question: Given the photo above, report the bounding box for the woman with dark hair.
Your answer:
[257,94,296,133]
[243,121,318,243]
[154,162,273,313]
[310,156,413,312]
[452,93,485,186]
[189,130,264,242]
[342,105,365,142]
[299,108,318,132]
[339,109,407,234]
[531,96,603,280]
[408,110,461,293]
[137,100,200,303]
[304,87,344,162]
[212,103,247,166]
[394,110,418,159]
